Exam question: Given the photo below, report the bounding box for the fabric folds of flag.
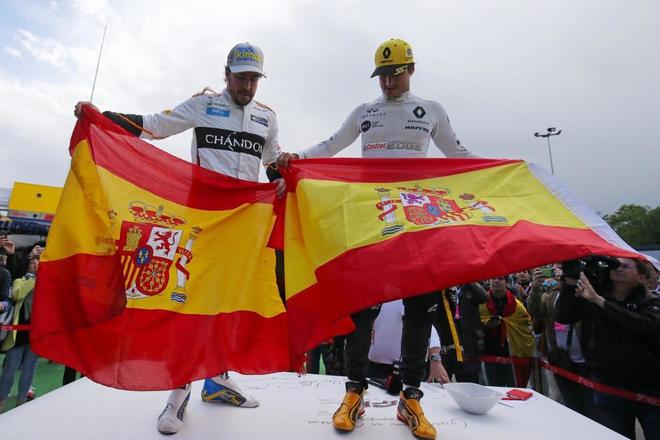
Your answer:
[282,158,639,361]
[31,107,288,390]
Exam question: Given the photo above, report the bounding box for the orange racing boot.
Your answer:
[332,381,366,432]
[397,387,436,439]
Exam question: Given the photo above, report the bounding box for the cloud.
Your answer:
[71,0,121,24]
[4,46,22,59]
[0,71,86,190]
[15,29,67,68]
[72,0,109,17]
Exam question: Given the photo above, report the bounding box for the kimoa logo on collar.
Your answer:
[250,115,269,127]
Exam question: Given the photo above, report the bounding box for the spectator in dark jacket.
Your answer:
[0,248,11,312]
[556,257,660,439]
[438,284,488,383]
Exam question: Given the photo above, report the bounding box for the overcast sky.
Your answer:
[1,0,658,215]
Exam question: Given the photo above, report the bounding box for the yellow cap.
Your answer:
[371,38,414,78]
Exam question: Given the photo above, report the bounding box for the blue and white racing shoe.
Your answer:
[157,384,191,435]
[200,372,259,408]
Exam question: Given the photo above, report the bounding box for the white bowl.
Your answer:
[443,382,503,415]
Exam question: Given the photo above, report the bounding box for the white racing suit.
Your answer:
[104,88,281,180]
[299,91,476,159]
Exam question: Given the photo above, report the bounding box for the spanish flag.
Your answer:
[31,107,289,390]
[282,158,639,360]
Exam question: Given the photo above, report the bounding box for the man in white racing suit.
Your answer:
[278,38,478,440]
[298,86,471,161]
[75,42,283,435]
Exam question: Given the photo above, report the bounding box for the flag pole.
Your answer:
[89,25,107,103]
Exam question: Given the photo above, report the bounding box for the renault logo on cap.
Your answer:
[382,47,391,59]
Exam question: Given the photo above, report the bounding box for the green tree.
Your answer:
[604,204,660,246]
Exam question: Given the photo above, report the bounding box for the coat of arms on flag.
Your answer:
[31,105,291,390]
[374,185,507,235]
[117,201,201,303]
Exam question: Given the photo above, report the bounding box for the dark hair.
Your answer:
[634,259,649,277]
[0,247,7,256]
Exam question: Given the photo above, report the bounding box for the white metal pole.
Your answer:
[90,25,108,103]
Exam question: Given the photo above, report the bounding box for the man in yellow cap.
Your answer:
[278,38,478,440]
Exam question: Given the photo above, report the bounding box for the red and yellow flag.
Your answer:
[32,111,641,388]
[282,158,639,359]
[31,107,288,390]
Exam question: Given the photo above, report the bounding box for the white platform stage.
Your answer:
[0,372,624,439]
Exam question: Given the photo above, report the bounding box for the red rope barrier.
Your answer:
[539,360,660,407]
[477,355,660,407]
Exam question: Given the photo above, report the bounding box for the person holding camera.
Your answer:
[512,270,533,303]
[527,268,593,418]
[1,239,44,281]
[556,256,660,439]
[0,256,40,412]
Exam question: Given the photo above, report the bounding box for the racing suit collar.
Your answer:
[379,91,413,103]
[221,88,254,109]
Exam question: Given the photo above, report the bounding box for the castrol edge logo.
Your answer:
[365,142,387,151]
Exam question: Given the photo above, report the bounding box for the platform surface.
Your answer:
[0,372,624,439]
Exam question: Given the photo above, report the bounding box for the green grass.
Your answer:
[0,354,68,413]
